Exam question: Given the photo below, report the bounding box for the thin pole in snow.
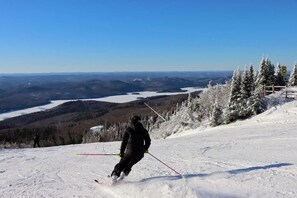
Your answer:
[144,102,166,121]
[148,152,184,178]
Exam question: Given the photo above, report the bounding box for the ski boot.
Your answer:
[118,172,127,182]
[110,170,120,185]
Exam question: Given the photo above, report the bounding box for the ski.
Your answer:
[108,174,125,185]
[94,176,123,186]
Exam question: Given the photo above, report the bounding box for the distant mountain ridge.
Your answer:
[0,72,232,113]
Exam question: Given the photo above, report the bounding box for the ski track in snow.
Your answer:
[1,101,297,197]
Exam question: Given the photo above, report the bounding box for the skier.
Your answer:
[110,115,151,183]
[33,132,40,148]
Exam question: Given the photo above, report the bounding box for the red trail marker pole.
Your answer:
[77,153,120,156]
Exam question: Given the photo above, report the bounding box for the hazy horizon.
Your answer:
[0,70,234,76]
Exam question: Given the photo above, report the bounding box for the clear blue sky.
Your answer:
[0,0,297,73]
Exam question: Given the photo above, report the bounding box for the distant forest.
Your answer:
[0,71,232,113]
[0,92,201,148]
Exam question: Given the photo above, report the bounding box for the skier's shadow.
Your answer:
[139,162,293,183]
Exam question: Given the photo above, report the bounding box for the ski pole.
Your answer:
[144,102,166,121]
[77,153,120,157]
[148,152,184,178]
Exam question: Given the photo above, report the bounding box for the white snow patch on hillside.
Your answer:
[90,125,104,134]
[1,100,297,198]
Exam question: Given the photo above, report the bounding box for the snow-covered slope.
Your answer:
[1,101,297,198]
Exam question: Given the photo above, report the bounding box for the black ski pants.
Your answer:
[112,154,143,177]
[33,141,40,148]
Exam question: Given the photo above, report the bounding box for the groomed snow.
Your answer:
[1,100,297,198]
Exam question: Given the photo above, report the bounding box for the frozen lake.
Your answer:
[0,87,203,121]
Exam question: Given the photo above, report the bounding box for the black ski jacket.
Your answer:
[120,121,151,157]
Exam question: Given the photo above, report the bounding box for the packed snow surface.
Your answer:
[1,100,297,197]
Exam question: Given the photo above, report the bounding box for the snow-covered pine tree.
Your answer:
[249,58,268,115]
[186,93,199,122]
[268,60,275,85]
[256,57,275,86]
[210,101,222,127]
[149,92,202,138]
[198,82,227,120]
[198,83,215,119]
[245,65,256,116]
[274,62,286,86]
[239,66,251,118]
[248,84,265,115]
[288,63,297,86]
[249,65,255,93]
[225,69,242,123]
[146,115,156,132]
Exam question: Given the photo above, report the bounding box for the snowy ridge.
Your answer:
[1,101,297,197]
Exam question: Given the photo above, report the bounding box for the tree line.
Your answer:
[148,57,297,138]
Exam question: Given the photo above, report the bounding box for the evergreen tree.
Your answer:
[274,62,286,86]
[266,58,276,85]
[249,65,255,93]
[248,85,265,115]
[256,57,275,86]
[186,93,199,122]
[241,66,252,99]
[247,57,264,116]
[245,65,256,117]
[210,102,222,127]
[226,69,242,123]
[288,64,297,86]
[239,67,254,118]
